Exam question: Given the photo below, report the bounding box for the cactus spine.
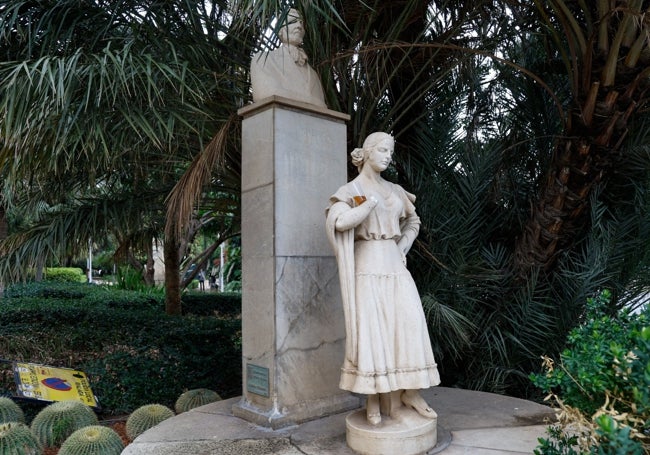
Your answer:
[125,404,174,440]
[0,397,24,424]
[58,425,123,455]
[30,400,98,448]
[0,422,42,455]
[174,389,222,413]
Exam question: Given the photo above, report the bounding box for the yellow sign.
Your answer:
[13,362,98,408]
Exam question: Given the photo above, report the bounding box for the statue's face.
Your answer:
[279,9,304,46]
[366,138,394,173]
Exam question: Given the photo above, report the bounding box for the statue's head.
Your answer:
[351,132,395,173]
[278,8,304,46]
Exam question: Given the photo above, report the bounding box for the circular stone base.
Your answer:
[346,408,437,455]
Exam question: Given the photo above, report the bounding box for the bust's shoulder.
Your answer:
[253,47,284,59]
[252,48,287,71]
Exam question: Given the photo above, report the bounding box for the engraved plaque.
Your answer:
[246,363,270,397]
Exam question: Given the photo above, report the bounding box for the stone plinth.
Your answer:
[346,409,437,455]
[234,96,359,428]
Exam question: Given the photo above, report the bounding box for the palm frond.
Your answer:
[165,114,241,238]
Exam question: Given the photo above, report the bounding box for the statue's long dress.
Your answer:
[326,182,440,395]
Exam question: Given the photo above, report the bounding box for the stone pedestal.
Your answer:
[346,392,438,455]
[233,96,359,429]
[346,408,437,455]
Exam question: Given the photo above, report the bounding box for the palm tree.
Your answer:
[2,0,650,394]
[514,0,650,273]
[0,1,247,313]
[289,0,650,393]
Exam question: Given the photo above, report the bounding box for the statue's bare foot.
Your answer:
[366,393,381,425]
[401,390,437,419]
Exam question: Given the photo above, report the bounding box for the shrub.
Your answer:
[175,389,221,414]
[534,426,580,455]
[30,400,98,447]
[0,397,24,424]
[114,266,161,293]
[82,316,241,413]
[0,422,42,455]
[58,425,123,455]
[181,292,241,317]
[0,282,241,415]
[3,281,86,299]
[2,281,163,310]
[125,404,174,440]
[592,415,644,455]
[45,268,86,283]
[531,290,649,454]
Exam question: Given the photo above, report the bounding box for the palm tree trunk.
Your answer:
[515,79,645,274]
[164,231,182,315]
[0,204,6,295]
[144,240,155,286]
[513,1,650,276]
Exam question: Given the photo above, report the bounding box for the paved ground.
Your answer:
[122,387,556,454]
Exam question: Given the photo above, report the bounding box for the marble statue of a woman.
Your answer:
[326,132,440,426]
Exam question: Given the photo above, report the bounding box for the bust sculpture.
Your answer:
[326,132,440,427]
[250,8,326,107]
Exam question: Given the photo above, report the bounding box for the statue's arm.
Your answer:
[333,198,378,232]
[397,187,421,256]
[397,216,419,256]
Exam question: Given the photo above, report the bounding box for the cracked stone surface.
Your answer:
[123,388,556,455]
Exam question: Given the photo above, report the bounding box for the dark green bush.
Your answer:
[3,281,163,311]
[82,316,241,414]
[181,291,241,317]
[3,281,87,299]
[534,426,580,455]
[0,282,241,416]
[531,290,649,454]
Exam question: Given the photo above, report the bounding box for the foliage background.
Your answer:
[0,0,649,399]
[0,282,241,416]
[532,290,650,453]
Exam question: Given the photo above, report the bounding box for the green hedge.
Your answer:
[0,282,242,416]
[45,268,87,283]
[2,281,161,309]
[181,291,241,317]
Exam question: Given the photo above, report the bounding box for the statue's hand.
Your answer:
[334,196,377,232]
[397,237,409,265]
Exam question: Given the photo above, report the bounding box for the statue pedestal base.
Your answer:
[346,408,437,455]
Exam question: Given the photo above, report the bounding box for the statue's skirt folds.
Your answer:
[339,239,440,395]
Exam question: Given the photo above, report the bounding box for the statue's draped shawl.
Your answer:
[325,198,357,362]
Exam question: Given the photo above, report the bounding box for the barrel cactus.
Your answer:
[30,400,98,448]
[0,422,42,455]
[174,389,222,414]
[58,425,123,455]
[125,404,174,441]
[0,397,24,424]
